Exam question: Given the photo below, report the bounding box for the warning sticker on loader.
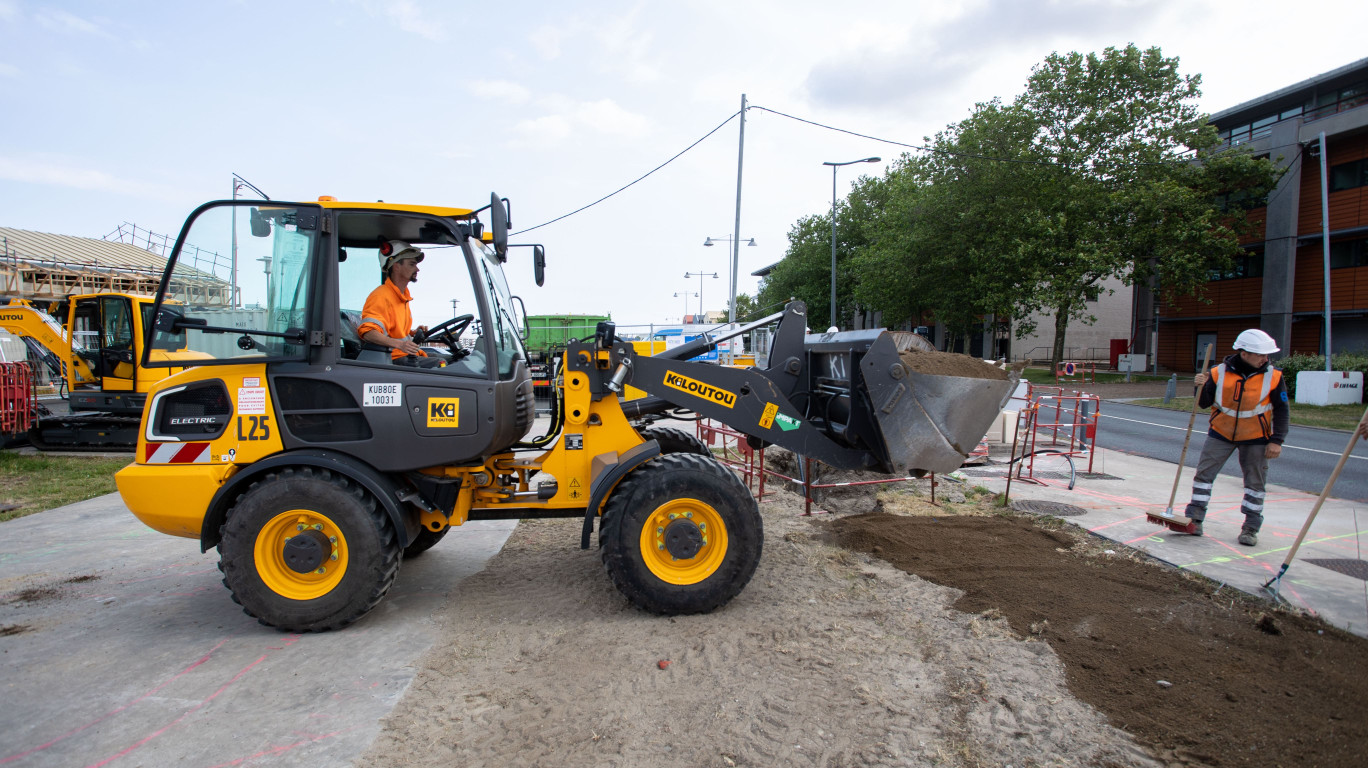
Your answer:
[425,398,460,428]
[759,402,779,429]
[773,413,801,432]
[663,372,736,408]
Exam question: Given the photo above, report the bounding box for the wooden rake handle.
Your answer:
[1278,402,1368,569]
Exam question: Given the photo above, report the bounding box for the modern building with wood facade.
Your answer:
[1136,58,1368,371]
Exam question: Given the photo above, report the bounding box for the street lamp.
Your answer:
[821,157,880,330]
[702,235,757,324]
[673,291,698,321]
[230,173,270,309]
[683,271,719,323]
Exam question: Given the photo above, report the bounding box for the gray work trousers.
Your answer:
[1183,438,1269,532]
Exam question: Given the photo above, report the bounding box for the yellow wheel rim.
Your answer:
[254,509,349,600]
[639,498,728,585]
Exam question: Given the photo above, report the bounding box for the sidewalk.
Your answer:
[960,435,1368,638]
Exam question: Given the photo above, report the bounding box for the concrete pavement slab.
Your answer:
[960,437,1368,638]
[0,493,515,768]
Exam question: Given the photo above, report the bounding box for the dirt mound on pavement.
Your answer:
[899,349,1009,380]
[832,510,1368,768]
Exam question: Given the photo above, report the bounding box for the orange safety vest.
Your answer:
[1209,363,1281,442]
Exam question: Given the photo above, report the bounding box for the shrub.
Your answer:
[1277,352,1368,400]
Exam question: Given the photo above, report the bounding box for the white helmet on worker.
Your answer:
[377,240,424,272]
[1233,328,1279,355]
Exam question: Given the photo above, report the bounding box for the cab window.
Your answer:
[147,202,320,365]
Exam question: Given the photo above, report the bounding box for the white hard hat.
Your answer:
[378,240,424,272]
[1233,328,1279,354]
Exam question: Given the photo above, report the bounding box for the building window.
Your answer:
[1329,239,1367,269]
[1209,251,1265,281]
[1306,80,1368,120]
[1330,158,1368,192]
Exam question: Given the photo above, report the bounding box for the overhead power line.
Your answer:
[513,110,741,236]
[513,101,1264,235]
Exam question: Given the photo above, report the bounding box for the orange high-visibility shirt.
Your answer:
[358,281,424,359]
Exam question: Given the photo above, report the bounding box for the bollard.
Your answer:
[1163,373,1178,404]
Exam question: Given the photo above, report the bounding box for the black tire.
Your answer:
[218,467,401,632]
[638,426,710,457]
[600,453,762,615]
[402,525,450,559]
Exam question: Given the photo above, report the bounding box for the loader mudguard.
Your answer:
[200,449,412,553]
[581,439,661,550]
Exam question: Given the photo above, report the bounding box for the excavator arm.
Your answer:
[0,303,98,386]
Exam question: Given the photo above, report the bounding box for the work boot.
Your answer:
[1238,528,1258,547]
[1190,520,1203,536]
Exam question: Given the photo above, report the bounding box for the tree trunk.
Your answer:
[1050,302,1071,369]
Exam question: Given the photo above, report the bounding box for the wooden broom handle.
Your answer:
[1166,343,1214,512]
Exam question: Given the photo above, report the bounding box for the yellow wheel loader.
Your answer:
[116,194,1016,631]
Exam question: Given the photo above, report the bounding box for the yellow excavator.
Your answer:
[0,293,205,449]
[116,195,1016,631]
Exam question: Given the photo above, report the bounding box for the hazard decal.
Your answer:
[144,442,211,464]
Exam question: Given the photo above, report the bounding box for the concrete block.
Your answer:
[1295,371,1363,405]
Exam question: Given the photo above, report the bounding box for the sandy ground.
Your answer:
[357,478,1159,768]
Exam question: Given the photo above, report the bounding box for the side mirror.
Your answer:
[153,306,185,334]
[533,245,545,287]
[249,208,271,238]
[490,192,508,259]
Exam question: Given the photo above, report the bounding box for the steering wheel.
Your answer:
[415,314,474,357]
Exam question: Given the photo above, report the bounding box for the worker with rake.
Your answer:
[1182,329,1289,546]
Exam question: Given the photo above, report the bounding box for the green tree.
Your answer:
[847,45,1279,366]
[853,99,1047,346]
[1006,45,1278,365]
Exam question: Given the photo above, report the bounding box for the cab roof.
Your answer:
[314,199,476,219]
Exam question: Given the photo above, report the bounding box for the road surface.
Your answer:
[1093,401,1368,502]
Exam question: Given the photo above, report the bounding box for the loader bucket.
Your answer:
[857,332,1017,475]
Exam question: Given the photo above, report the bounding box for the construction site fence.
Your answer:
[1008,385,1100,485]
[0,361,35,435]
[695,418,945,515]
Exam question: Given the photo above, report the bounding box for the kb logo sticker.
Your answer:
[426,397,460,428]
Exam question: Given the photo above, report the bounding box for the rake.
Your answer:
[1263,403,1368,599]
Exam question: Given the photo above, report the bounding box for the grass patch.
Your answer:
[0,452,130,522]
[1129,397,1365,431]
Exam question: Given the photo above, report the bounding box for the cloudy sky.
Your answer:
[1,0,1363,330]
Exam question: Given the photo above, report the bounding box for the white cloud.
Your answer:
[34,9,111,38]
[0,62,18,78]
[0,155,179,201]
[511,114,573,145]
[0,1,17,22]
[471,79,532,104]
[529,24,566,61]
[508,97,651,146]
[575,99,650,137]
[356,0,445,41]
[803,0,1176,112]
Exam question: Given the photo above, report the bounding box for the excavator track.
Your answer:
[29,414,139,453]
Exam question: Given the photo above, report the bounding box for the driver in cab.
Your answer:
[358,240,445,368]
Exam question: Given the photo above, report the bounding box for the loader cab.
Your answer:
[144,197,534,469]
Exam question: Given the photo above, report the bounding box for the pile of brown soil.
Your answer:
[831,511,1368,768]
[899,349,1009,380]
